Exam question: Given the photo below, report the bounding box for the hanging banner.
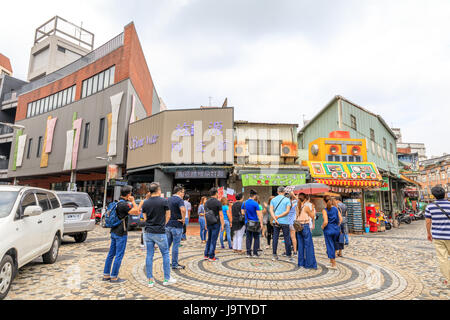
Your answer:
[241,173,306,187]
[381,177,390,191]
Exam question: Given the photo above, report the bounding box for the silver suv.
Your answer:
[55,192,95,243]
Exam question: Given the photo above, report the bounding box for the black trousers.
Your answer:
[266,223,273,246]
[246,230,260,255]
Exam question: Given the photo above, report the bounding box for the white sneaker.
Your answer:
[163,277,177,286]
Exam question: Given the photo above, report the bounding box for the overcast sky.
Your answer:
[2,0,449,158]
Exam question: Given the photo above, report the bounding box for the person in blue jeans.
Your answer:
[198,196,208,243]
[103,186,140,283]
[242,190,263,257]
[321,196,343,270]
[166,185,186,270]
[203,187,224,261]
[269,186,293,262]
[182,194,192,241]
[295,193,317,269]
[141,182,177,287]
[220,197,233,249]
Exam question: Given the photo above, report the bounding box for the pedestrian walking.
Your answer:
[242,190,263,257]
[336,197,349,245]
[263,196,275,249]
[203,187,225,261]
[198,196,208,244]
[425,186,450,287]
[166,185,186,270]
[270,186,293,261]
[321,196,343,270]
[231,193,245,253]
[102,186,140,283]
[295,193,317,269]
[288,192,298,256]
[181,194,192,241]
[220,197,233,249]
[141,182,177,287]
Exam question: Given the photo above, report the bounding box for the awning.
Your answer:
[315,178,382,188]
[399,174,421,187]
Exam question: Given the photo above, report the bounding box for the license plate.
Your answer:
[65,214,81,221]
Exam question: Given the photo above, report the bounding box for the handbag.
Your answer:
[205,202,218,225]
[247,220,261,233]
[293,220,304,232]
[239,201,246,224]
[338,232,345,245]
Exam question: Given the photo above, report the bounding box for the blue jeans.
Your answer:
[220,220,232,248]
[296,225,317,269]
[199,216,207,241]
[246,229,260,255]
[204,223,220,259]
[182,218,189,240]
[166,226,183,267]
[273,224,292,257]
[344,234,349,245]
[143,232,171,280]
[103,233,128,278]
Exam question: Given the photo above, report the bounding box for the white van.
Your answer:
[0,186,64,300]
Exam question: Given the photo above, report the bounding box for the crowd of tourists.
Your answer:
[100,184,351,287]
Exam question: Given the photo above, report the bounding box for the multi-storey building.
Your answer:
[392,127,427,161]
[298,95,409,213]
[7,19,161,205]
[419,154,450,201]
[0,55,28,182]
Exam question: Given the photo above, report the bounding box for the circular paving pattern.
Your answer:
[131,247,420,300]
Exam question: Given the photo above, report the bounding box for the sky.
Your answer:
[1,0,449,158]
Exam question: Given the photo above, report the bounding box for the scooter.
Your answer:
[398,212,412,224]
[414,210,425,220]
[94,206,102,225]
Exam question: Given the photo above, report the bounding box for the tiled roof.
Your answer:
[0,53,12,73]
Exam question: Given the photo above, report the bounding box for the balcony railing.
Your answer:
[0,159,9,170]
[0,124,14,135]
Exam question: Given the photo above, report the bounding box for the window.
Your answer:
[383,138,387,150]
[83,122,90,148]
[350,115,357,130]
[98,72,104,91]
[258,140,267,155]
[49,95,55,110]
[57,91,62,108]
[36,136,43,157]
[103,69,110,88]
[26,138,32,159]
[370,129,375,141]
[98,118,105,145]
[62,89,67,106]
[57,46,66,53]
[71,86,76,102]
[109,65,115,85]
[48,193,60,209]
[92,74,98,94]
[27,104,32,118]
[36,193,51,212]
[390,143,393,154]
[249,140,257,155]
[82,80,87,98]
[19,192,37,216]
[44,97,49,112]
[87,78,93,96]
[38,99,44,114]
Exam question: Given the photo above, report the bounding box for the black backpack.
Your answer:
[205,200,218,225]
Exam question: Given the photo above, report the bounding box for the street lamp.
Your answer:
[0,122,25,130]
[96,156,113,216]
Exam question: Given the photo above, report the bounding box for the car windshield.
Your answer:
[0,191,19,218]
[57,193,93,208]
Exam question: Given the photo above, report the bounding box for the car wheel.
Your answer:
[43,234,60,264]
[73,232,88,243]
[0,255,14,300]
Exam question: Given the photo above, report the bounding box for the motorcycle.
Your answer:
[398,212,412,224]
[94,206,102,225]
[414,210,425,220]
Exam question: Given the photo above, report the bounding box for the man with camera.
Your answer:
[269,186,293,262]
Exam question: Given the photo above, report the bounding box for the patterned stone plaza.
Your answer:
[5,220,449,300]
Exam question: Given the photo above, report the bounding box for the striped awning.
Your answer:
[315,179,382,188]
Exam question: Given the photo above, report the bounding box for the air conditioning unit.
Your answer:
[280,142,298,158]
[234,141,248,157]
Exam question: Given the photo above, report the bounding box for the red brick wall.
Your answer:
[16,22,155,121]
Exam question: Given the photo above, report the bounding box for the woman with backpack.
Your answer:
[231,193,245,253]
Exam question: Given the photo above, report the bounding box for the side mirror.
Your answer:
[24,205,43,217]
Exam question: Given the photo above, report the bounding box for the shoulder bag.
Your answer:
[205,201,218,225]
[244,201,261,233]
[239,202,246,224]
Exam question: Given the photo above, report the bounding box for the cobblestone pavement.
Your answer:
[5,220,449,300]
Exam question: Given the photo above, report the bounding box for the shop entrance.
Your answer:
[174,178,218,221]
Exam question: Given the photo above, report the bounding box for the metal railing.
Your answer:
[2,91,17,102]
[0,124,14,135]
[17,32,124,96]
[0,159,9,170]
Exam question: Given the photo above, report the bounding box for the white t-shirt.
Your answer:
[303,202,314,229]
[184,201,192,218]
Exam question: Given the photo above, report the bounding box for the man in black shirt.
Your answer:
[203,187,224,261]
[141,182,177,287]
[166,185,186,270]
[103,186,139,283]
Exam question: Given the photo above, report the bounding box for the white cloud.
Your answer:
[1,0,449,157]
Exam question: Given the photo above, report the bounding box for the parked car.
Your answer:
[0,186,64,300]
[55,191,95,243]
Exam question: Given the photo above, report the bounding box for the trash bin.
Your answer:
[312,212,324,237]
